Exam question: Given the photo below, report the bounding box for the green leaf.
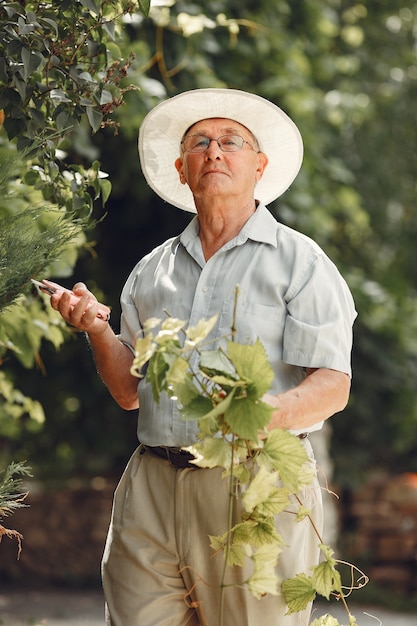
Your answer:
[49,89,72,104]
[102,21,116,40]
[166,356,189,388]
[310,615,343,626]
[256,486,292,516]
[158,317,186,341]
[243,466,291,515]
[21,47,44,79]
[143,318,162,332]
[138,0,151,17]
[295,505,312,522]
[39,17,59,38]
[185,314,217,347]
[100,89,113,105]
[199,348,238,379]
[55,109,76,132]
[106,42,122,59]
[231,520,257,545]
[247,543,282,599]
[225,542,247,567]
[311,545,342,600]
[23,169,41,186]
[80,0,100,15]
[99,179,112,205]
[131,334,156,377]
[258,428,308,492]
[185,437,232,469]
[147,351,170,402]
[170,376,199,407]
[281,573,316,614]
[86,106,103,133]
[232,462,251,483]
[226,338,274,398]
[225,396,272,440]
[181,395,213,421]
[182,387,237,423]
[209,531,248,567]
[209,520,256,565]
[248,517,282,547]
[242,466,277,512]
[3,116,26,140]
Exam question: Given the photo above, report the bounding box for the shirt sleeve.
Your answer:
[118,265,143,350]
[283,253,357,376]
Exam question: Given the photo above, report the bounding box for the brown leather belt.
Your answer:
[141,433,308,470]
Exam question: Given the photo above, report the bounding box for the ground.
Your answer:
[0,589,415,626]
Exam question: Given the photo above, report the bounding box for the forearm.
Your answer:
[87,324,139,410]
[265,368,351,432]
[49,282,139,410]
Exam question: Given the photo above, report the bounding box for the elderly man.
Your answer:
[50,89,356,625]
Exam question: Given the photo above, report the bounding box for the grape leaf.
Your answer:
[242,466,291,516]
[166,356,189,386]
[226,338,274,398]
[247,543,282,599]
[310,614,344,626]
[209,530,248,567]
[246,517,282,547]
[225,542,247,567]
[131,333,156,375]
[282,573,316,614]
[259,428,308,492]
[185,437,232,469]
[181,395,214,421]
[311,545,341,599]
[147,351,169,402]
[225,397,273,440]
[199,348,238,379]
[185,314,217,346]
[231,520,257,545]
[242,465,278,512]
[171,376,199,406]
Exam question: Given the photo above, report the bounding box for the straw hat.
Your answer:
[138,88,303,213]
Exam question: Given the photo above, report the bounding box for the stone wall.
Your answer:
[0,479,115,586]
[346,472,417,596]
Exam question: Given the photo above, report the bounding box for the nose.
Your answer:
[204,138,222,159]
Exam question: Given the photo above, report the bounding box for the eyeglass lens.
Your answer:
[182,134,246,153]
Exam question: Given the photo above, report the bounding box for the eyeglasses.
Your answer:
[181,134,259,154]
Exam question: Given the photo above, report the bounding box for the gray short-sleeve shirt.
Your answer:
[119,204,357,446]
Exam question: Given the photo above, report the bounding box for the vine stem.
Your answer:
[218,435,236,626]
[218,286,240,626]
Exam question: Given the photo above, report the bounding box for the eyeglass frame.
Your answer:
[180,133,260,154]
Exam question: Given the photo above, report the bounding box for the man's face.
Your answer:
[174,118,268,205]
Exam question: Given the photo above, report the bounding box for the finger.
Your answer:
[68,294,106,332]
[50,289,70,313]
[55,290,74,319]
[72,282,89,296]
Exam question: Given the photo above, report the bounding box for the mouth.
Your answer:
[203,169,226,176]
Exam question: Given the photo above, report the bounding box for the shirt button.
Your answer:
[202,286,208,292]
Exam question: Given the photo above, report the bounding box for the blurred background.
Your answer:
[1,0,417,618]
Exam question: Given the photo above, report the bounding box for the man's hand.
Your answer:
[263,368,351,431]
[50,282,109,335]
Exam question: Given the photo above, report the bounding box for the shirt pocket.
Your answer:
[219,300,286,359]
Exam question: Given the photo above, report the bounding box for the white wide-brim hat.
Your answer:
[138,88,303,213]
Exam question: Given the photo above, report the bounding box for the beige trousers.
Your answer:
[102,440,323,626]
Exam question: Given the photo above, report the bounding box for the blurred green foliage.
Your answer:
[1,0,416,488]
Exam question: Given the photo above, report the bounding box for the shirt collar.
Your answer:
[180,202,279,251]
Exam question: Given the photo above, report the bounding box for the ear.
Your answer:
[175,157,187,185]
[255,152,269,182]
